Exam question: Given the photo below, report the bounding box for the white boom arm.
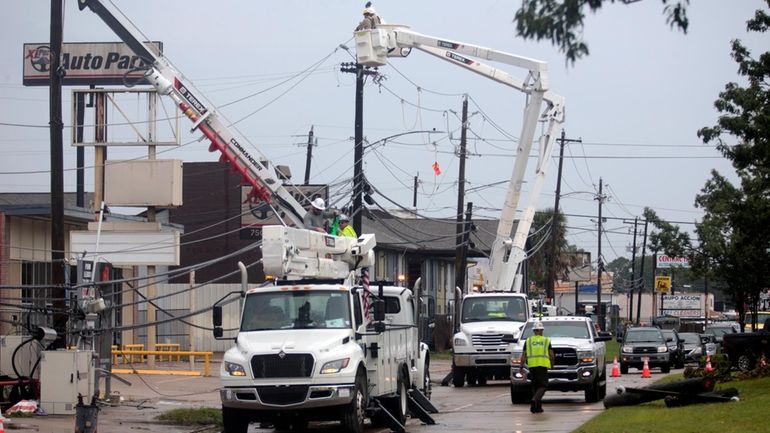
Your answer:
[78,0,308,227]
[356,25,565,292]
[261,226,375,282]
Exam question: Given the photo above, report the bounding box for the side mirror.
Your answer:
[213,305,223,327]
[213,327,223,338]
[666,337,673,342]
[373,299,385,322]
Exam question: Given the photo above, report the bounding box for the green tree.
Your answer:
[640,2,770,330]
[528,208,584,295]
[514,0,690,63]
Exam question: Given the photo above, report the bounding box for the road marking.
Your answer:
[157,377,194,385]
[447,403,474,412]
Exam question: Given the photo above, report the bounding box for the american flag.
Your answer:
[361,267,370,320]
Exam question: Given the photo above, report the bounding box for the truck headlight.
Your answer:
[224,361,247,377]
[657,346,668,353]
[511,352,523,366]
[577,351,594,363]
[453,337,468,347]
[622,345,633,353]
[321,358,350,374]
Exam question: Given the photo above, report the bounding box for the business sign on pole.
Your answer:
[23,41,162,86]
[656,255,690,268]
[654,276,671,293]
[662,294,701,310]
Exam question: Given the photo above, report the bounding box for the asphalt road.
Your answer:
[2,359,675,433]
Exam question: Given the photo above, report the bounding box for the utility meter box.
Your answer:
[40,350,95,415]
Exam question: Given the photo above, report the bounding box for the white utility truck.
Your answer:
[354,20,565,387]
[77,2,437,432]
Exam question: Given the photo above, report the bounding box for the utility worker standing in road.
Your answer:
[338,214,358,238]
[520,320,555,413]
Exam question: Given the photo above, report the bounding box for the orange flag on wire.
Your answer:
[432,161,441,175]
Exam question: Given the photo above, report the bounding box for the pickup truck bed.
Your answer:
[721,317,770,371]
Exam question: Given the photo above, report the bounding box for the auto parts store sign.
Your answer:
[662,295,701,317]
[23,42,162,86]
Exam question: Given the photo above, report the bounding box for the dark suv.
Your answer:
[620,327,671,374]
[661,329,685,369]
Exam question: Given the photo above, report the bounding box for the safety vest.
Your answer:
[526,335,551,368]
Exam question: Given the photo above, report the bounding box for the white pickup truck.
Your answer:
[214,282,435,433]
[508,316,611,403]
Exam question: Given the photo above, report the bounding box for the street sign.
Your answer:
[654,276,671,293]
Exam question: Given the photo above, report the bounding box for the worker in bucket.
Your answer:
[520,320,555,414]
[338,214,358,238]
[355,2,382,30]
[303,197,337,233]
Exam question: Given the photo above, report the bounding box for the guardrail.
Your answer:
[110,349,214,376]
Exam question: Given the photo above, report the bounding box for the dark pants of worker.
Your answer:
[530,367,549,412]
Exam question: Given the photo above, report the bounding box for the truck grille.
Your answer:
[552,348,578,366]
[633,346,658,354]
[257,385,309,406]
[251,353,314,378]
[472,333,505,346]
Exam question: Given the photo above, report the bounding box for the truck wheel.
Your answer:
[466,372,477,386]
[661,363,671,373]
[452,366,465,388]
[477,375,487,386]
[341,372,367,433]
[737,354,755,372]
[584,376,602,403]
[598,369,607,400]
[675,356,685,369]
[510,386,529,404]
[391,371,409,425]
[222,406,250,433]
[620,363,629,375]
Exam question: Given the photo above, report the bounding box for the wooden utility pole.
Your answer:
[629,217,638,321]
[636,219,648,324]
[454,95,469,294]
[596,178,605,331]
[50,0,66,349]
[546,130,581,302]
[303,125,314,185]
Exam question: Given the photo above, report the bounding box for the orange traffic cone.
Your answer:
[0,415,5,433]
[705,355,713,373]
[611,356,621,377]
[641,357,651,378]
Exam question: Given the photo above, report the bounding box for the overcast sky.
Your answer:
[1,0,766,267]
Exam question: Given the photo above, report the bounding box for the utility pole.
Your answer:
[413,174,418,208]
[50,0,66,349]
[629,217,638,321]
[596,178,605,331]
[455,202,473,294]
[454,95,469,294]
[547,130,581,302]
[340,62,378,235]
[303,125,314,185]
[636,219,648,324]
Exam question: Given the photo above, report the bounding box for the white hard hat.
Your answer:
[533,321,544,330]
[311,197,325,210]
[339,214,350,222]
[363,6,376,15]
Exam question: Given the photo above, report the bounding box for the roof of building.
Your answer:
[361,209,505,256]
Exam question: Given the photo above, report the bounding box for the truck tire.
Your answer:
[661,363,671,373]
[620,363,629,375]
[737,354,755,372]
[584,375,602,403]
[390,371,409,425]
[222,406,250,433]
[452,366,465,388]
[341,372,367,433]
[510,386,529,404]
[466,372,477,386]
[477,375,487,386]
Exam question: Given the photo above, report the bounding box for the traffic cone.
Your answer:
[641,358,651,378]
[611,356,621,378]
[0,415,5,433]
[705,355,713,373]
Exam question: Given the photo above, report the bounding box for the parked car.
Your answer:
[700,333,718,356]
[704,322,739,343]
[722,317,770,371]
[679,332,714,363]
[661,329,685,369]
[619,327,671,374]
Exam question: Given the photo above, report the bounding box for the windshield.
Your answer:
[625,329,664,343]
[520,321,591,340]
[678,333,700,344]
[241,290,352,331]
[461,296,527,323]
[661,330,676,341]
[707,327,734,337]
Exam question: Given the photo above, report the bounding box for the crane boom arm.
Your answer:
[355,24,565,292]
